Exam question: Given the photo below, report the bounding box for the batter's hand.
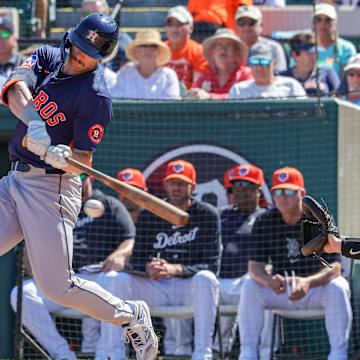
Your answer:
[44,144,72,169]
[26,120,51,158]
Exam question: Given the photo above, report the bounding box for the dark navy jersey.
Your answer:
[131,198,222,277]
[72,189,135,272]
[1,45,112,168]
[279,66,340,96]
[220,206,267,278]
[250,207,341,277]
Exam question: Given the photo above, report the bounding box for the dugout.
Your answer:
[1,98,360,358]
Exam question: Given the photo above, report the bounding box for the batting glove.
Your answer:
[44,144,72,169]
[26,120,51,159]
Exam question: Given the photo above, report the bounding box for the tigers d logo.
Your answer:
[143,144,272,208]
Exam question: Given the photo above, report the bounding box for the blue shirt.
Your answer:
[279,66,340,96]
[2,45,112,168]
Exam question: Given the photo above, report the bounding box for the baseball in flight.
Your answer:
[83,199,105,218]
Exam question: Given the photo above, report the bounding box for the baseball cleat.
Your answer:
[121,300,159,360]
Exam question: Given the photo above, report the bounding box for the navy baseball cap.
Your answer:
[0,17,14,34]
[249,43,273,61]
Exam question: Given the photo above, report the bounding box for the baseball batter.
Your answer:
[0,13,157,359]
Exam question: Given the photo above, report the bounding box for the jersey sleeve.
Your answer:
[1,46,57,106]
[72,94,112,151]
[248,215,272,263]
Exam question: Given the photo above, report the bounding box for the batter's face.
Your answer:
[67,44,99,75]
[164,178,193,207]
[231,180,261,212]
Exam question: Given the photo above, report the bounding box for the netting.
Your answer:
[6,98,358,360]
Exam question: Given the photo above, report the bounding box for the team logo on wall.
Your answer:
[143,144,272,208]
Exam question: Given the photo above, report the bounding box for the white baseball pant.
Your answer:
[95,270,219,360]
[0,169,135,326]
[163,275,275,359]
[10,271,120,360]
[238,276,352,360]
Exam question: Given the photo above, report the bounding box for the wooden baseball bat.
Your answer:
[21,137,189,226]
[67,158,189,226]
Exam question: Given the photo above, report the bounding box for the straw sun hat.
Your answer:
[202,28,248,66]
[125,29,171,67]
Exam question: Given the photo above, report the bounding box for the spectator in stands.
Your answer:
[165,6,210,89]
[187,0,253,42]
[229,43,306,99]
[184,28,252,99]
[280,32,340,96]
[10,173,136,360]
[238,166,352,360]
[117,168,148,223]
[95,160,222,360]
[312,2,356,78]
[35,0,48,38]
[0,17,26,92]
[214,164,273,358]
[339,54,360,105]
[109,29,180,99]
[234,6,287,72]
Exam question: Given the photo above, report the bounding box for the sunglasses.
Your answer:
[0,30,11,39]
[79,173,89,180]
[165,19,187,28]
[236,19,257,27]
[272,189,297,197]
[347,70,360,77]
[314,16,333,24]
[138,44,158,49]
[231,180,259,188]
[249,58,272,67]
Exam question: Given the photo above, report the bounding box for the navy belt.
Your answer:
[11,161,65,175]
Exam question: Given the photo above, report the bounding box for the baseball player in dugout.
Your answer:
[117,168,148,224]
[94,160,222,360]
[10,172,136,359]
[238,167,352,360]
[0,12,158,360]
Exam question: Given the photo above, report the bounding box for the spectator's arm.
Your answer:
[102,238,135,272]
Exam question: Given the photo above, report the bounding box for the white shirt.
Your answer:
[103,66,117,91]
[228,76,307,99]
[109,62,181,100]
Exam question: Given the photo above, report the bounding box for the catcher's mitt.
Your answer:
[301,195,340,267]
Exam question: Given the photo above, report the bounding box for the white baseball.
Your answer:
[83,199,105,218]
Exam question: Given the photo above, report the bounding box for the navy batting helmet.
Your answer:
[69,12,118,60]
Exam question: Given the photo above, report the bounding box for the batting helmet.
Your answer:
[68,12,118,60]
